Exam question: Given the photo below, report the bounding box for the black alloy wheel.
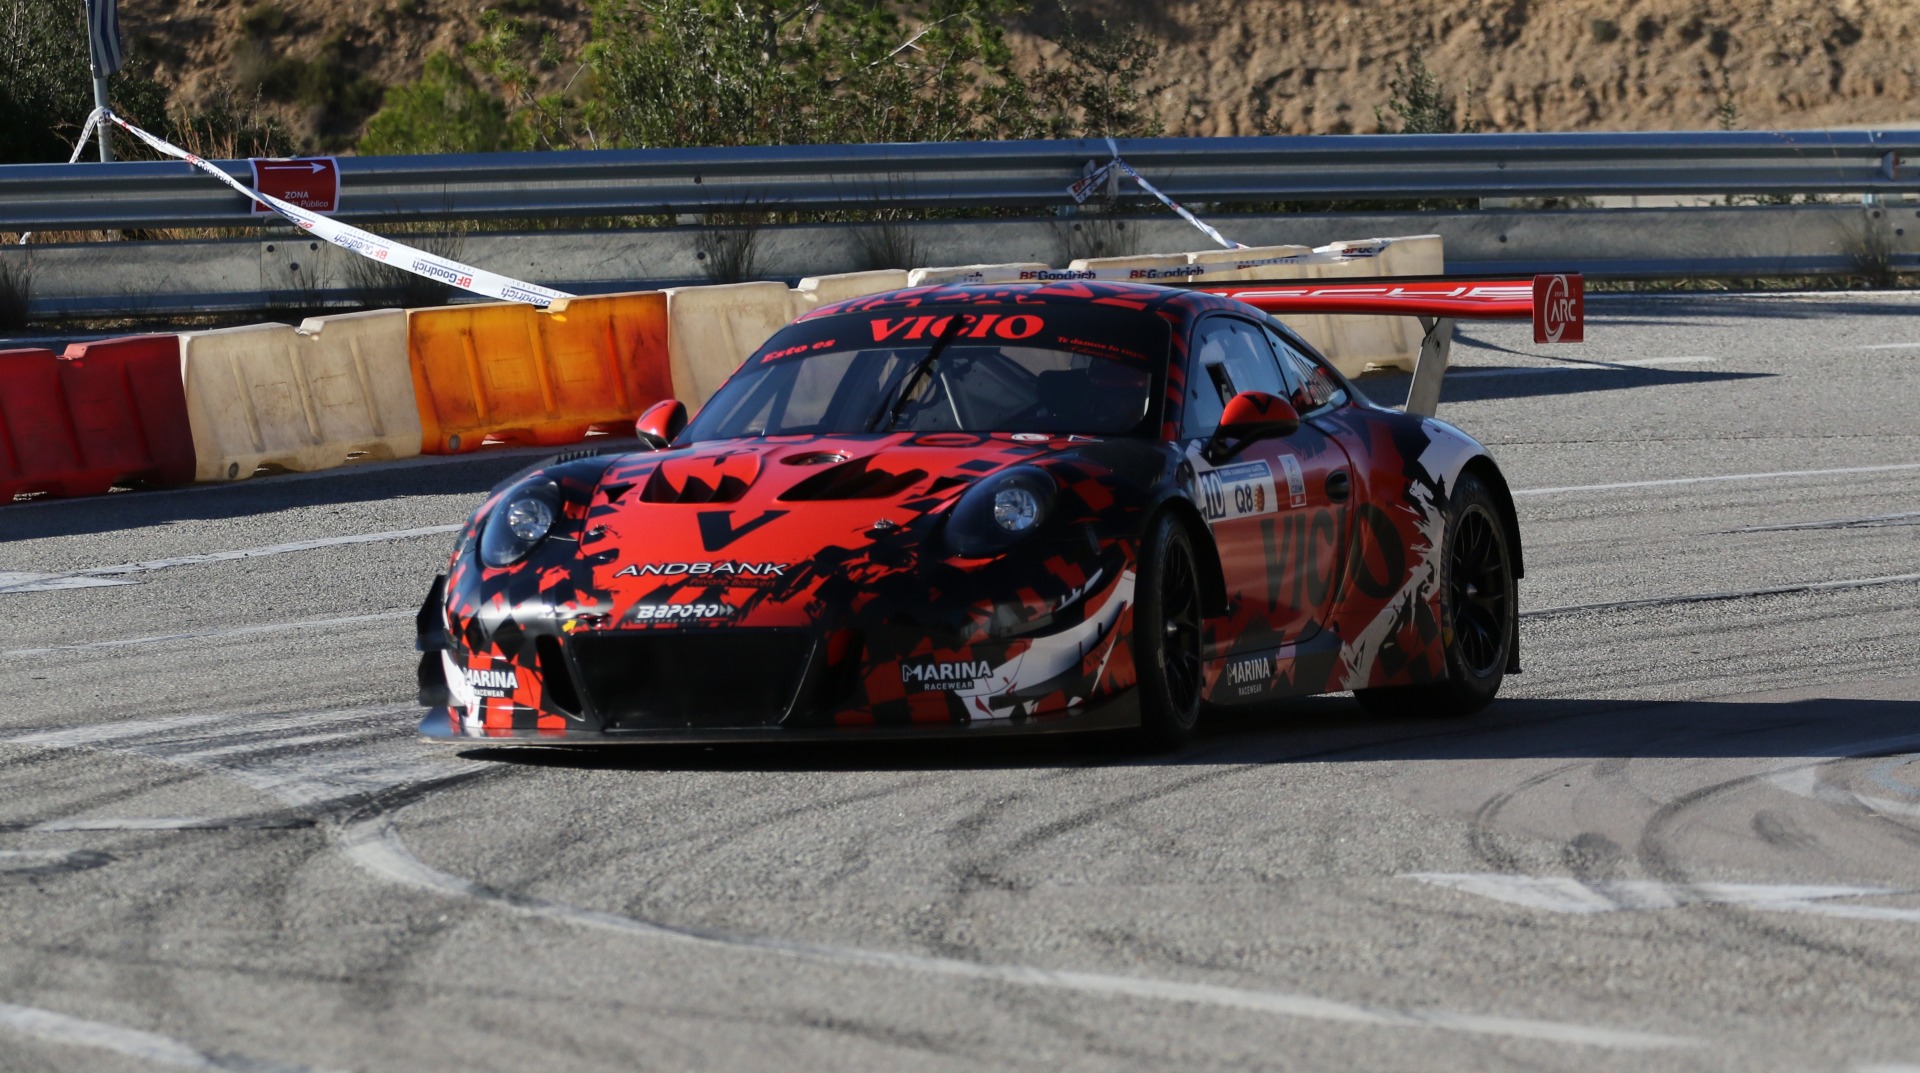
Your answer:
[1354,471,1516,719]
[1135,512,1205,747]
[1448,503,1509,679]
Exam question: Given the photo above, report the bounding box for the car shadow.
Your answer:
[1355,362,1770,405]
[457,692,1920,773]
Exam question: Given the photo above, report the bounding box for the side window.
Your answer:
[1266,327,1344,413]
[1182,320,1233,436]
[1184,317,1293,436]
[1218,321,1287,397]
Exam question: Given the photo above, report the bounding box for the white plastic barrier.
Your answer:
[1306,236,1444,374]
[1066,252,1202,283]
[906,263,1050,286]
[181,309,421,481]
[1186,244,1316,281]
[664,281,796,405]
[790,270,911,317]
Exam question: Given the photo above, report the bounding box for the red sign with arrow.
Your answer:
[249,157,340,213]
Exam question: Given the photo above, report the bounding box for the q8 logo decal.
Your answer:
[1196,460,1279,522]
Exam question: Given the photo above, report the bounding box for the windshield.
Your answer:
[682,306,1170,442]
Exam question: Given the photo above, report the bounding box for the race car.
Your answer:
[417,276,1573,746]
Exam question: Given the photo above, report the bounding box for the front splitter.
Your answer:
[418,692,1140,746]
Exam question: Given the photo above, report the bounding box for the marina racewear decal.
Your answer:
[463,667,519,697]
[1226,654,1273,696]
[902,659,993,691]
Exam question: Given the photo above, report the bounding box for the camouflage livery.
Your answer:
[417,281,1522,742]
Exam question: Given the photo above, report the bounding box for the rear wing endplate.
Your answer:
[1185,273,1584,416]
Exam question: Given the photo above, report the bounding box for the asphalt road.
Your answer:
[2,291,1918,1073]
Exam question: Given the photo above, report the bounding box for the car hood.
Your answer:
[571,433,1098,618]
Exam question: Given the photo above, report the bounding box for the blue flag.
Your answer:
[85,0,125,76]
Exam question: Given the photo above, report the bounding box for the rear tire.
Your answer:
[1353,471,1515,719]
[1133,513,1205,748]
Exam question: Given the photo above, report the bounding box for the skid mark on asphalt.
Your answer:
[2,816,314,832]
[1522,571,1920,618]
[4,706,486,811]
[0,524,461,594]
[1407,874,1920,922]
[2,709,1699,1053]
[0,849,113,879]
[0,1000,346,1073]
[1766,735,1920,824]
[1734,510,1920,532]
[1,612,412,659]
[1513,461,1920,497]
[1420,735,1920,925]
[334,810,1690,1051]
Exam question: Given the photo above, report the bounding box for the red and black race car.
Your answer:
[417,275,1582,746]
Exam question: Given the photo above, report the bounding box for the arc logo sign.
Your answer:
[250,157,340,214]
[1532,273,1584,344]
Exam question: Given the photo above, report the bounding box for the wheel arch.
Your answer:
[1460,454,1523,580]
[1151,496,1229,618]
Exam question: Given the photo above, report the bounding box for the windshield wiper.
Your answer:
[866,314,970,432]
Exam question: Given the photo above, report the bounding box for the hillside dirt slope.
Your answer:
[122,0,1920,149]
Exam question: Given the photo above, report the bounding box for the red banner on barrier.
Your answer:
[250,157,339,213]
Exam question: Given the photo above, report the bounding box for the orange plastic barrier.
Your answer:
[409,291,673,454]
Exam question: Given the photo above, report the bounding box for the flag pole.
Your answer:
[83,0,116,161]
[91,69,113,162]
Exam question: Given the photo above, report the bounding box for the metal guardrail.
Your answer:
[2,130,1916,232]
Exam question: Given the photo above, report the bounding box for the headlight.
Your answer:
[944,467,1056,557]
[992,485,1041,532]
[480,480,561,567]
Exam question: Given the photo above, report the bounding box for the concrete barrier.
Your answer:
[906,263,1050,287]
[791,270,911,317]
[664,281,795,406]
[1067,252,1204,284]
[1307,236,1444,373]
[181,310,420,481]
[1186,244,1316,280]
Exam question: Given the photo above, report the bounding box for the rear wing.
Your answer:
[1182,273,1584,416]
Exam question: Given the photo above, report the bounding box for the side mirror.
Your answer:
[1206,391,1299,463]
[635,399,687,450]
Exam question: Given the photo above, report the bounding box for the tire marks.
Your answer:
[0,708,1700,1054]
[0,999,347,1073]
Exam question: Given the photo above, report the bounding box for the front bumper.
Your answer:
[418,685,1140,745]
[416,560,1142,744]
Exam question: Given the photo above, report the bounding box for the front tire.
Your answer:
[1354,471,1515,718]
[1133,513,1205,748]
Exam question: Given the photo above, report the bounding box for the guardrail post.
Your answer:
[1403,316,1453,417]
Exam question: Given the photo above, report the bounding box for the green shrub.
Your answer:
[240,3,291,36]
[359,53,513,154]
